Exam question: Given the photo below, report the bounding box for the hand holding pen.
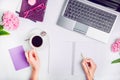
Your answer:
[81,54,97,80]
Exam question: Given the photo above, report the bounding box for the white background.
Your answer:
[0,0,120,80]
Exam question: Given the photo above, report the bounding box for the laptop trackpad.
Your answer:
[73,22,89,35]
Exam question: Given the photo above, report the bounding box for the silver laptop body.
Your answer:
[57,0,117,43]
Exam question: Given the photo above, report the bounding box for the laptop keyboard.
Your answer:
[64,0,117,33]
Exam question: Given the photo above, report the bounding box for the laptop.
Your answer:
[57,0,119,43]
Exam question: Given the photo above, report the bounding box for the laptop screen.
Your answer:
[88,0,120,12]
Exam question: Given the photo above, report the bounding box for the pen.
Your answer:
[81,53,86,59]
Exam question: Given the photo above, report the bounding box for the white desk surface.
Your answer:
[0,0,120,80]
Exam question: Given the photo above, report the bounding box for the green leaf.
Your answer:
[0,25,3,30]
[0,30,10,36]
[111,58,120,64]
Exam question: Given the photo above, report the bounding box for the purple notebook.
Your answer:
[9,46,29,71]
[19,0,47,22]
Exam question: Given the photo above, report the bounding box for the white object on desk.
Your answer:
[16,0,22,12]
[49,40,120,80]
[49,41,73,80]
[24,29,48,50]
[0,0,21,12]
[73,41,110,80]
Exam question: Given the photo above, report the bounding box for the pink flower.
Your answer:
[116,39,120,44]
[2,11,19,30]
[111,39,120,52]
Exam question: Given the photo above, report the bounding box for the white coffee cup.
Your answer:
[29,34,43,48]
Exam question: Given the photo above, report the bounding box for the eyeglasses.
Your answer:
[24,3,46,18]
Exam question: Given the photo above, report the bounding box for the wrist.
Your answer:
[87,77,92,80]
[32,69,39,74]
[32,66,40,72]
[30,70,39,80]
[86,75,94,80]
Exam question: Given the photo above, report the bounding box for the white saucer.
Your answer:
[24,28,49,51]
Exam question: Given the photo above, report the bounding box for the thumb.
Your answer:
[25,51,29,60]
[82,59,89,74]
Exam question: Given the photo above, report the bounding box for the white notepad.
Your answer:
[49,41,110,80]
[49,41,73,78]
[74,41,109,79]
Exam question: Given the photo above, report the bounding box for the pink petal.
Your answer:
[111,43,120,52]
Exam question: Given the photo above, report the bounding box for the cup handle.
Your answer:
[40,31,47,37]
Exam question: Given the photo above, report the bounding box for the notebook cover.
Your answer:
[9,45,29,71]
[19,0,47,22]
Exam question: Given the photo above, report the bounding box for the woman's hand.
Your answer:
[26,49,40,80]
[81,58,96,80]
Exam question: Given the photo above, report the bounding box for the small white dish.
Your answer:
[24,28,49,50]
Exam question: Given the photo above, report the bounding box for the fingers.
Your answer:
[25,51,28,60]
[81,58,96,80]
[81,59,89,74]
[86,58,96,69]
[81,58,96,73]
[25,49,40,72]
[25,49,39,62]
[29,49,37,60]
[25,49,36,63]
[25,51,31,62]
[32,49,38,59]
[32,49,40,65]
[27,51,32,64]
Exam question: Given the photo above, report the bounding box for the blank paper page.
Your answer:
[74,41,109,79]
[49,41,73,78]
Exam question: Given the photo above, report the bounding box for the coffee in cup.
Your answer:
[30,35,43,48]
